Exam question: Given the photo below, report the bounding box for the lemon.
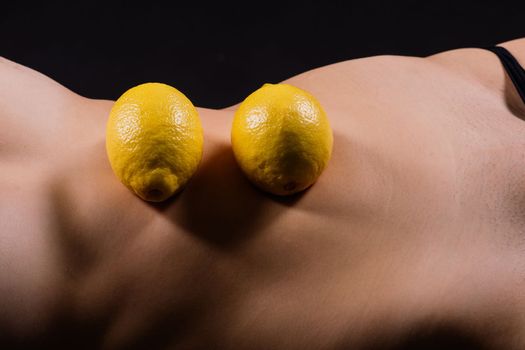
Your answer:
[106,82,203,202]
[231,83,333,196]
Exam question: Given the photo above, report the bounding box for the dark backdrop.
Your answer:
[2,1,525,108]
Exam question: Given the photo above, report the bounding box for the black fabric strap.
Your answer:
[484,45,525,104]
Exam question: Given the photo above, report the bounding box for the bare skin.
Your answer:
[1,38,525,349]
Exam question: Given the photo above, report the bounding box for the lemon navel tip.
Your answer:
[106,82,204,202]
[231,83,333,196]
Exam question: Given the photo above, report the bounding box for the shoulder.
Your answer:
[266,38,525,119]
[288,37,525,86]
[0,56,77,98]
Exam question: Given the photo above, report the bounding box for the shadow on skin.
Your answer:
[113,300,216,350]
[46,170,160,349]
[151,142,308,248]
[363,322,489,350]
[45,184,115,349]
[48,138,157,282]
[503,71,525,122]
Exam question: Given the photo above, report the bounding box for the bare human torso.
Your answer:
[1,39,525,350]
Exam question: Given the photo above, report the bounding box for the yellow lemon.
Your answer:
[106,83,203,202]
[231,83,333,196]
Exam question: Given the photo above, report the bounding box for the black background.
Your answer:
[2,1,525,108]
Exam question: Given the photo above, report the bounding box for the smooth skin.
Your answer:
[1,38,525,349]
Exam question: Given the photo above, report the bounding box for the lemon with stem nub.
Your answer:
[106,82,203,202]
[231,83,333,196]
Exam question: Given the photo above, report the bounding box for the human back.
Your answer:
[1,38,525,349]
